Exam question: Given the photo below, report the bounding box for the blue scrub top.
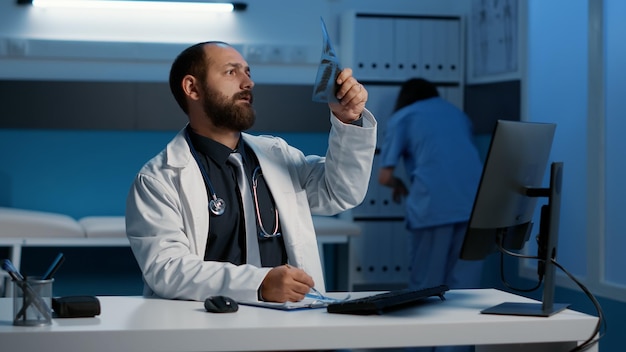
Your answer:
[379,97,483,229]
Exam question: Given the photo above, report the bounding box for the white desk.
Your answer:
[0,289,598,352]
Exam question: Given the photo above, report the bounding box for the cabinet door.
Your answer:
[353,17,395,80]
[443,19,462,82]
[394,19,422,80]
[414,19,436,81]
[348,220,410,290]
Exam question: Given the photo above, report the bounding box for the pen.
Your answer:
[42,253,65,280]
[306,287,340,303]
[1,259,25,281]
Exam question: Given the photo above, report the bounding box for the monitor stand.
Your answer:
[482,162,569,317]
[482,301,569,317]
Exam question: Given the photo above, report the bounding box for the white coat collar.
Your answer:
[165,128,194,168]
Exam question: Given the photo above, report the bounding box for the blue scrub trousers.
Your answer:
[408,221,484,290]
[405,221,484,352]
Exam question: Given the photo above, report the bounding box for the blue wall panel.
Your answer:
[0,129,329,218]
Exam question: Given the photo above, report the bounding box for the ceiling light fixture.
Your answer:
[18,0,247,12]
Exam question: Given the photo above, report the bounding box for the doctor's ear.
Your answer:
[182,75,201,101]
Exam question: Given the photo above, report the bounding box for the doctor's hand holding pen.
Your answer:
[258,264,314,303]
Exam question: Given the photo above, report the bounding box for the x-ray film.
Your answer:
[312,17,341,104]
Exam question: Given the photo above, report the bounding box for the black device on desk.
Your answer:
[204,295,239,313]
[327,285,449,315]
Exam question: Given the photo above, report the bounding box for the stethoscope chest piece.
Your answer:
[209,197,226,216]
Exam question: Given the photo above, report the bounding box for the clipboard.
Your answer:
[238,297,329,311]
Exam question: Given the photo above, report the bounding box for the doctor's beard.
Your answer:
[202,84,256,132]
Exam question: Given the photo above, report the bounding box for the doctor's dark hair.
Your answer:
[169,41,231,114]
[393,78,440,113]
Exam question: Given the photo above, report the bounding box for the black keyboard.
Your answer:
[326,285,449,315]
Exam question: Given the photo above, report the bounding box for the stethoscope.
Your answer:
[184,129,281,238]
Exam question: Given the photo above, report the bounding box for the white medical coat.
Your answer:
[125,111,377,302]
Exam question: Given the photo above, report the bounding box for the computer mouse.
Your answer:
[204,295,239,313]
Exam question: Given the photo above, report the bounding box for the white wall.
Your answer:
[0,0,467,83]
[526,0,626,302]
[526,0,589,277]
[604,0,626,288]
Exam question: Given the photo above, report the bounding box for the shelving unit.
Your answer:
[340,12,466,290]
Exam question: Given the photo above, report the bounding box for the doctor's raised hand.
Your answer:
[258,68,369,303]
[329,68,368,124]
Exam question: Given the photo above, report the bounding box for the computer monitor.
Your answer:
[460,119,569,317]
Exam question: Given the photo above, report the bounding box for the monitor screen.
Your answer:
[460,120,556,260]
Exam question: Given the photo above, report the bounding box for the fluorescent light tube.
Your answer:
[31,0,239,12]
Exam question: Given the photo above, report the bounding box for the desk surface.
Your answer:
[0,289,597,352]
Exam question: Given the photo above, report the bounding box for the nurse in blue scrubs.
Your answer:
[378,78,484,293]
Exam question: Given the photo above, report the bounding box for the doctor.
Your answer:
[125,41,376,303]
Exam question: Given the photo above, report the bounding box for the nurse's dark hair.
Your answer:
[169,41,231,114]
[393,78,440,113]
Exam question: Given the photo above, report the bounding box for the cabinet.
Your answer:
[340,12,465,290]
[341,13,463,84]
[347,220,410,291]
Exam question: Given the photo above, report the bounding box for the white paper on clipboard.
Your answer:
[238,297,328,311]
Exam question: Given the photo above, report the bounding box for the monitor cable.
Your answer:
[551,258,606,352]
[495,237,606,352]
[496,234,543,292]
[498,250,542,292]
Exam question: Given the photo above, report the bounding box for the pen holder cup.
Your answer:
[13,277,54,326]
